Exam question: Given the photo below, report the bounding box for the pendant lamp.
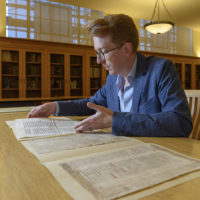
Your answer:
[144,0,175,34]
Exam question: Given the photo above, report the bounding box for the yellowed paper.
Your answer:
[22,134,141,162]
[44,143,200,200]
[12,118,79,140]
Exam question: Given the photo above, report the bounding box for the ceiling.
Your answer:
[55,0,200,31]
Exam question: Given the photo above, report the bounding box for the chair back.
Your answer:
[185,90,200,140]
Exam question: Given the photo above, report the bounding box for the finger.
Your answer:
[74,117,91,129]
[75,116,95,133]
[27,108,37,118]
[27,113,38,118]
[27,113,35,118]
[75,125,89,133]
[27,113,32,118]
[87,102,107,112]
[75,124,92,133]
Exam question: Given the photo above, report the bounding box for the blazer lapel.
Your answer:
[107,75,120,112]
[113,80,120,112]
[132,53,148,113]
[132,77,145,113]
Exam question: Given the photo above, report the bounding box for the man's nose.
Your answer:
[97,56,103,64]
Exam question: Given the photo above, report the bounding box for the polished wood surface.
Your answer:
[0,111,72,200]
[1,110,200,200]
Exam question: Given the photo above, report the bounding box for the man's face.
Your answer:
[93,36,125,76]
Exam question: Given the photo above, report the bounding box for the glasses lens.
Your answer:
[96,52,104,60]
[99,53,104,60]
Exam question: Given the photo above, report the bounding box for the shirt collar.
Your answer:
[116,55,137,89]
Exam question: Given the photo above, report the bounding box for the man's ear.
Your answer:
[123,42,133,55]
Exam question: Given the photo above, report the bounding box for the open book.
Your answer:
[8,117,79,140]
[7,117,200,200]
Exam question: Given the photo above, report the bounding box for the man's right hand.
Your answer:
[27,102,57,118]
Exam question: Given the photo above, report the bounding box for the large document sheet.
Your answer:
[22,133,140,162]
[44,143,200,200]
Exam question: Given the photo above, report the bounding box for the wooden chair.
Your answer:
[185,90,200,140]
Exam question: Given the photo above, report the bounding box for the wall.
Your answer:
[193,29,200,57]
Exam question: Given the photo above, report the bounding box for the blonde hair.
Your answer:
[87,14,139,52]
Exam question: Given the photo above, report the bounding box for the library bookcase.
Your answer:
[0,37,107,106]
[0,37,200,106]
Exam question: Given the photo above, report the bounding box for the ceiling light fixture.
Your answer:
[144,0,175,34]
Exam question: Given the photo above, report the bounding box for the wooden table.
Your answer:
[1,110,200,200]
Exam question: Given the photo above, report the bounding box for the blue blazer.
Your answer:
[57,52,192,137]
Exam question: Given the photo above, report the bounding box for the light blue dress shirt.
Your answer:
[116,56,137,112]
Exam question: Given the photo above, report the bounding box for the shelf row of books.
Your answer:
[2,90,19,98]
[27,77,41,89]
[70,79,82,89]
[26,65,41,75]
[51,65,64,76]
[91,79,101,89]
[90,57,98,65]
[70,68,82,76]
[51,54,64,64]
[2,51,19,62]
[90,67,101,78]
[2,64,18,75]
[70,56,82,65]
[2,77,19,88]
[51,78,64,89]
[26,53,41,63]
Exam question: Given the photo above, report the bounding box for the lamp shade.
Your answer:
[144,21,174,34]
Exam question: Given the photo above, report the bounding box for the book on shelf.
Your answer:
[90,67,101,78]
[70,79,82,89]
[26,53,41,63]
[6,117,200,200]
[2,51,19,62]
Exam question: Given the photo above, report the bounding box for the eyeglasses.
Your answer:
[95,43,125,61]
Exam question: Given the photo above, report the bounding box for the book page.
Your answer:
[53,119,77,134]
[14,118,79,140]
[44,143,200,200]
[22,133,142,162]
[5,120,15,129]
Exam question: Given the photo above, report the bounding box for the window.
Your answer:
[6,0,103,45]
[139,19,193,56]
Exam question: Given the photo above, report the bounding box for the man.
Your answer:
[27,14,192,137]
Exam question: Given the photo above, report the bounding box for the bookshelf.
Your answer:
[174,63,183,83]
[70,55,83,96]
[1,50,19,98]
[0,37,200,106]
[141,51,200,89]
[50,54,65,97]
[196,64,200,89]
[185,64,192,89]
[90,56,102,95]
[26,52,42,97]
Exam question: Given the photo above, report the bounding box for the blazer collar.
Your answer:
[135,52,148,77]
